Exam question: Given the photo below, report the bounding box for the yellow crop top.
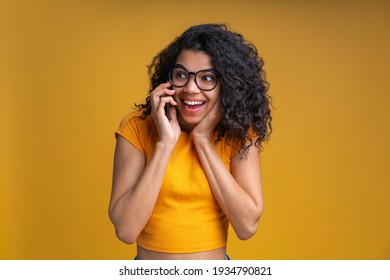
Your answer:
[115,111,237,253]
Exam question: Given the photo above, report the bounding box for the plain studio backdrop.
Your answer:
[1,0,389,259]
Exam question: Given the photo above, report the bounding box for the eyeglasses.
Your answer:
[168,66,220,91]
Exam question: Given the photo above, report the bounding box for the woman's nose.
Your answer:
[184,75,200,93]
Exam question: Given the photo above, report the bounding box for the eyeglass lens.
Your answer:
[169,67,218,91]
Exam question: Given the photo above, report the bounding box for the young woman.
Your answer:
[109,24,272,260]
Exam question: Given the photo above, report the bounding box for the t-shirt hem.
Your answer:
[136,241,227,254]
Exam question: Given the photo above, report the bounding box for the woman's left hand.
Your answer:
[192,98,222,141]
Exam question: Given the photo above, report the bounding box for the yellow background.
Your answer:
[1,0,389,259]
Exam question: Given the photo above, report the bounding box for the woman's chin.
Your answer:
[178,115,201,133]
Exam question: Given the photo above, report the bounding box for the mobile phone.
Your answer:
[164,103,171,120]
[164,86,173,120]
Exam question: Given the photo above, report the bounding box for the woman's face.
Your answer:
[172,50,221,132]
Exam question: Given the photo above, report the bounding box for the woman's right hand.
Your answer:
[150,82,181,144]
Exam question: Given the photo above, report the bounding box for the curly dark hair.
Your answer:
[136,23,272,157]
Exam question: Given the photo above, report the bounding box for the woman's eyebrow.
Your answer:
[174,64,216,72]
[174,64,187,69]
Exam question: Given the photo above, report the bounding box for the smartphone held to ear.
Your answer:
[164,103,171,120]
[164,86,173,120]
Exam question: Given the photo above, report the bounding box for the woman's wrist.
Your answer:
[156,138,178,152]
[192,133,212,149]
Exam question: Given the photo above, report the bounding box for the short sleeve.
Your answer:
[115,111,147,154]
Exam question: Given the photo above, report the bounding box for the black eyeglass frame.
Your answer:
[168,66,221,91]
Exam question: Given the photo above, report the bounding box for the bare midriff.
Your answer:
[137,245,227,260]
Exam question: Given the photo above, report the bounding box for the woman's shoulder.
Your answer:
[213,125,259,160]
[115,110,156,153]
[117,110,155,137]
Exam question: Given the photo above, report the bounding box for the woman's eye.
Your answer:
[202,74,215,82]
[175,71,188,79]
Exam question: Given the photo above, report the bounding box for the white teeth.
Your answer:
[183,100,204,106]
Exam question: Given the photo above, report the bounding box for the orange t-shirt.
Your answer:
[116,111,237,253]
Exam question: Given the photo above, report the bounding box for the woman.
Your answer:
[109,24,272,260]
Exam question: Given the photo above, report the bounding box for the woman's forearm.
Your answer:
[193,137,263,240]
[110,140,176,243]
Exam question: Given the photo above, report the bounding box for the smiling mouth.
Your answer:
[181,99,205,112]
[183,100,205,106]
